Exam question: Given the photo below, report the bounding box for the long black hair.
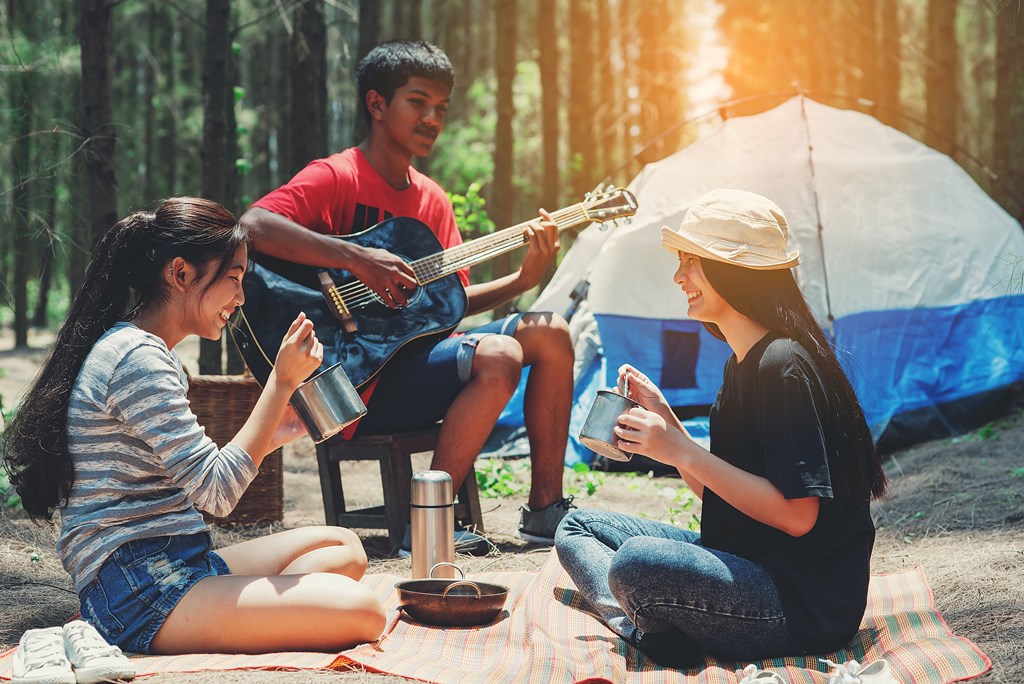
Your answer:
[699,258,887,500]
[2,197,248,522]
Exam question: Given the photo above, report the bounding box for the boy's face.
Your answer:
[368,76,450,158]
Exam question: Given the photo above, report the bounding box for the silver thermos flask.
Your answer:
[410,470,456,579]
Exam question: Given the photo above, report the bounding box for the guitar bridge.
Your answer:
[318,271,358,333]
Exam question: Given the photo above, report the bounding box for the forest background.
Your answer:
[0,0,1022,374]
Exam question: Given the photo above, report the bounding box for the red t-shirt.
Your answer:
[251,147,470,436]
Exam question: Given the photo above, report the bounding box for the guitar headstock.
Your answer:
[581,186,639,224]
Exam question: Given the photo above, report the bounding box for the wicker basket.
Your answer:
[186,374,284,526]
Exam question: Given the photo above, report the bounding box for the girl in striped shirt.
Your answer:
[4,197,385,654]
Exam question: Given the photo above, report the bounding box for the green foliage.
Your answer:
[448,182,495,238]
[950,422,1001,443]
[565,462,605,497]
[430,80,497,193]
[431,63,543,210]
[1011,467,1024,478]
[475,459,528,498]
[638,483,700,531]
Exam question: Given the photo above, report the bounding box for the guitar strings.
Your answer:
[329,205,592,309]
[326,203,596,311]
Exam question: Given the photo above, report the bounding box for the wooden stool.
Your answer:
[315,425,485,549]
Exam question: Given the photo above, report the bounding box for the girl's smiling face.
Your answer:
[185,243,248,340]
[673,252,728,323]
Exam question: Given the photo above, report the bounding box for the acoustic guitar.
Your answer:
[231,187,638,390]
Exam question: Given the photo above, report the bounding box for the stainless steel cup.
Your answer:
[410,471,456,579]
[290,362,367,443]
[579,389,641,462]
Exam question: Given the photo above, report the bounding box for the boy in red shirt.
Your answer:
[241,41,575,550]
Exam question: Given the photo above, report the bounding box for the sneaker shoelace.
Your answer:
[20,632,68,672]
[65,623,123,662]
[821,659,864,683]
[737,664,781,683]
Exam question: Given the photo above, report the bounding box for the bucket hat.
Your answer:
[660,188,800,270]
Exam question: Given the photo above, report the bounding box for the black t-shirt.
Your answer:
[704,333,874,652]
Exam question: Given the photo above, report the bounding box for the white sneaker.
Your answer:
[62,620,135,684]
[822,658,899,684]
[12,627,75,684]
[737,664,787,683]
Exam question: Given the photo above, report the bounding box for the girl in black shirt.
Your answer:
[555,189,887,671]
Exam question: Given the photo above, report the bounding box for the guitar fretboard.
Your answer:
[332,203,593,311]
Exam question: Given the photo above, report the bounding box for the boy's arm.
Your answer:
[241,206,418,308]
[464,209,559,316]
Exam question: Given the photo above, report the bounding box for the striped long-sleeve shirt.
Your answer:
[57,322,258,592]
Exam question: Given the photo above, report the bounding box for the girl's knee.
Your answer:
[314,575,387,644]
[308,526,369,576]
[345,584,387,640]
[608,538,660,603]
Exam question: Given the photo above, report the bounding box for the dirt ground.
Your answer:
[1,332,1022,683]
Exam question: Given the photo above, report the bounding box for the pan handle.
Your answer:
[429,562,465,579]
[441,580,482,603]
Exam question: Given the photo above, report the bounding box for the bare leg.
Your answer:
[214,526,368,578]
[515,313,573,509]
[148,572,385,654]
[430,335,523,492]
[149,528,385,654]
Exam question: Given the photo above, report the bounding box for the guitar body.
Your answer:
[233,217,467,390]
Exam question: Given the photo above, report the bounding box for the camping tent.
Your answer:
[494,96,1024,464]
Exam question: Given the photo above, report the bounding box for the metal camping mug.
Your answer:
[579,389,642,462]
[410,471,456,579]
[289,362,367,443]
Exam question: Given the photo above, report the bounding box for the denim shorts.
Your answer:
[78,532,230,654]
[356,314,523,435]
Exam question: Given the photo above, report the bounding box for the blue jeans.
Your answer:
[357,314,522,435]
[78,532,230,654]
[554,509,800,667]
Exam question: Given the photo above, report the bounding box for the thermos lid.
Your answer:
[411,470,454,507]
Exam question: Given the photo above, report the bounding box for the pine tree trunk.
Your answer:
[595,0,612,181]
[492,0,517,317]
[199,0,232,374]
[77,0,119,251]
[32,237,55,329]
[568,0,595,195]
[878,0,901,128]
[993,1,1024,217]
[69,75,89,297]
[538,0,559,211]
[11,71,32,347]
[143,2,158,205]
[164,13,179,196]
[289,0,327,178]
[354,1,381,144]
[407,0,422,39]
[925,0,958,156]
[537,0,559,290]
[852,0,878,103]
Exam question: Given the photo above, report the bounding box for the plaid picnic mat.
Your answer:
[341,552,991,684]
[0,551,990,683]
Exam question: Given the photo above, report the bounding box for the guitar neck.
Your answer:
[410,203,593,285]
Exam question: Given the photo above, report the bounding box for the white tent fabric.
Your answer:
[498,97,1024,463]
